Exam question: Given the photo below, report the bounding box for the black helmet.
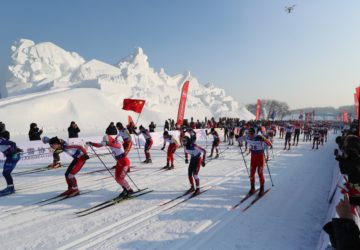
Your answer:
[116,122,123,129]
[139,125,144,130]
[49,137,61,145]
[211,128,215,132]
[248,128,255,134]
[163,131,169,136]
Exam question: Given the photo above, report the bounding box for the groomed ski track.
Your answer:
[0,135,335,249]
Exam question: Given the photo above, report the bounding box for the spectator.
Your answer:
[28,123,43,141]
[68,121,80,138]
[106,122,117,135]
[323,194,360,250]
[149,121,156,132]
[164,120,169,131]
[0,122,10,140]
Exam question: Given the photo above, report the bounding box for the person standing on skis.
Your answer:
[238,128,272,196]
[183,136,206,195]
[284,124,293,150]
[136,125,153,163]
[116,122,133,156]
[49,137,89,197]
[0,137,22,196]
[206,128,220,158]
[86,135,134,197]
[161,131,179,170]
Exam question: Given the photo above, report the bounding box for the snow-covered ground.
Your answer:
[0,132,335,249]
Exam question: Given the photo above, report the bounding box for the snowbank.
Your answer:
[1,39,254,136]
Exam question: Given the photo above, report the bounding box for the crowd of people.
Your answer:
[323,120,360,249]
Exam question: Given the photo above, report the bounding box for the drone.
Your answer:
[285,4,296,13]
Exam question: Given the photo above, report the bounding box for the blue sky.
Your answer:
[0,0,359,109]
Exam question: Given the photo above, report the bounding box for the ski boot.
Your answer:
[259,185,265,196]
[60,187,72,196]
[248,184,256,195]
[193,188,200,195]
[208,154,213,158]
[215,154,219,159]
[168,165,174,170]
[0,185,15,196]
[147,158,152,163]
[185,186,195,194]
[67,188,80,197]
[163,163,170,169]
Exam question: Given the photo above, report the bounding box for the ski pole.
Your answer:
[105,146,141,191]
[239,146,250,177]
[264,152,274,186]
[89,145,116,180]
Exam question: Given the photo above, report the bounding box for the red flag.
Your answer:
[176,81,190,126]
[343,112,349,123]
[123,99,145,113]
[256,99,261,120]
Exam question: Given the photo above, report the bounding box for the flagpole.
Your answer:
[135,112,143,150]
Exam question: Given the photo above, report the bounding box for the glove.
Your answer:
[270,145,273,149]
[83,154,90,160]
[16,147,23,153]
[202,161,206,167]
[85,141,92,146]
[161,147,165,151]
[185,159,189,164]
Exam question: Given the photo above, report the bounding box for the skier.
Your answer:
[183,136,206,195]
[42,136,63,169]
[137,125,153,163]
[116,122,133,156]
[161,131,179,169]
[86,135,133,197]
[48,137,89,197]
[228,126,235,146]
[284,124,293,150]
[206,128,220,158]
[0,137,22,196]
[293,122,301,146]
[238,127,272,196]
[312,127,320,149]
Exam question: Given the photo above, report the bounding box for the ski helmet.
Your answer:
[42,136,50,144]
[116,122,123,129]
[49,137,61,145]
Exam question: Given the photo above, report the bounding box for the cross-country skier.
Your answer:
[116,122,133,156]
[0,137,22,196]
[161,131,179,169]
[312,127,320,149]
[49,137,89,197]
[206,128,220,158]
[42,136,63,169]
[237,127,272,196]
[183,136,206,195]
[284,124,293,150]
[86,135,133,197]
[293,122,301,146]
[136,125,153,163]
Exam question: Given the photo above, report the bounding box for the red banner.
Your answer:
[123,99,145,113]
[176,81,190,126]
[256,99,261,120]
[356,87,360,136]
[305,112,310,127]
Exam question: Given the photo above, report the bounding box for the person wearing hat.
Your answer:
[136,125,153,163]
[68,121,80,138]
[0,136,22,196]
[161,131,179,170]
[237,127,272,196]
[105,122,117,136]
[116,122,133,156]
[205,128,220,158]
[183,136,206,195]
[86,135,134,197]
[42,136,64,169]
[28,123,43,141]
[49,137,89,197]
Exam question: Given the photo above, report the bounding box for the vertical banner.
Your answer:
[176,81,190,126]
[256,99,261,120]
[354,93,359,120]
[356,87,360,136]
[305,112,310,127]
